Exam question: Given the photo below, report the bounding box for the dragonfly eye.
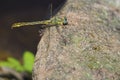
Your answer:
[63,17,68,25]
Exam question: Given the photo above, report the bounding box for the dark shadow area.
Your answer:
[0,0,66,60]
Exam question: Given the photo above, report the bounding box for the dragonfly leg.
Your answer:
[39,29,45,37]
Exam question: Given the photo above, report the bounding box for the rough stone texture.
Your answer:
[33,0,120,80]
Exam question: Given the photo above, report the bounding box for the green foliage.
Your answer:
[0,57,24,72]
[0,51,35,73]
[23,51,35,73]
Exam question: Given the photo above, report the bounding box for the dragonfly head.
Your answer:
[63,17,68,25]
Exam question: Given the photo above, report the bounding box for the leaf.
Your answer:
[23,51,35,73]
[0,57,24,72]
[0,61,12,67]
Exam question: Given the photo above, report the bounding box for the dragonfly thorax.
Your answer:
[63,17,68,25]
[50,17,68,25]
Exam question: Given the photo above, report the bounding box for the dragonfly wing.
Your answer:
[55,25,67,45]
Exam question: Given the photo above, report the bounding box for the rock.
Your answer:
[33,0,120,80]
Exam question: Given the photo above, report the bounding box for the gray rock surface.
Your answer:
[33,0,120,80]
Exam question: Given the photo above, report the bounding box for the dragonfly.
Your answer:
[11,16,68,28]
[11,3,68,28]
[11,3,68,50]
